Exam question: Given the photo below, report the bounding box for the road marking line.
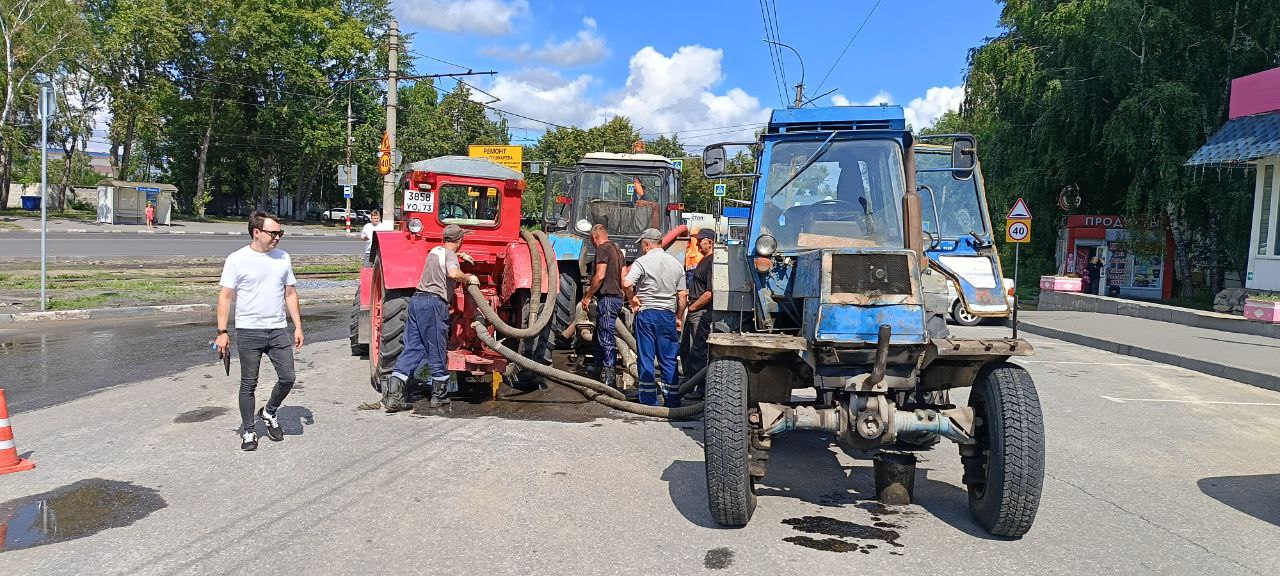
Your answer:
[1101,395,1280,406]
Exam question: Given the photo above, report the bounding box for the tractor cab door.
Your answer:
[916,149,1010,317]
[543,167,575,232]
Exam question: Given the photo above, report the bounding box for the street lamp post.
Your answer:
[38,80,54,311]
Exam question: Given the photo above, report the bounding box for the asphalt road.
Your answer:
[0,232,363,260]
[0,304,351,414]
[2,325,1277,574]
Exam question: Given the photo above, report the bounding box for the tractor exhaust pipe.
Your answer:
[865,324,891,387]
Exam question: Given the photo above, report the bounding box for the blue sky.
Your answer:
[395,0,1005,147]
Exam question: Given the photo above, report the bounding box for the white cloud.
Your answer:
[483,17,607,67]
[399,0,528,35]
[480,45,771,145]
[830,85,964,130]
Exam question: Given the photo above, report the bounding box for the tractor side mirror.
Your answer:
[703,145,727,178]
[951,135,976,180]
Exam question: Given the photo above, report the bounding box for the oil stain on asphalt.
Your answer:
[782,514,906,554]
[703,547,734,569]
[0,479,166,552]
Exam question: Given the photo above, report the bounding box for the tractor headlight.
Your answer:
[407,217,424,235]
[754,234,777,257]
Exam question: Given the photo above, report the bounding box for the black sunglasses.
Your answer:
[258,229,285,238]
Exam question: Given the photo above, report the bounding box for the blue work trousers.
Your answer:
[393,293,451,385]
[635,308,680,392]
[594,295,623,369]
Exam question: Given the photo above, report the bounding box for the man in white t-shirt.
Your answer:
[214,211,305,451]
[360,209,394,262]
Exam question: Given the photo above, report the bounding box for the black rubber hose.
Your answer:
[465,229,557,339]
[471,320,705,419]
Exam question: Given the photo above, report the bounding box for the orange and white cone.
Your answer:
[0,389,34,475]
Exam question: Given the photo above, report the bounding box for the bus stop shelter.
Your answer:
[96,179,176,225]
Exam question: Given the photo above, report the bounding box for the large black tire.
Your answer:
[551,271,577,348]
[704,358,756,527]
[952,300,983,326]
[505,289,554,389]
[349,288,367,357]
[964,362,1045,538]
[371,280,413,393]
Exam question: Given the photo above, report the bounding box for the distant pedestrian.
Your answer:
[1087,256,1104,295]
[145,203,155,229]
[623,228,687,407]
[581,224,625,390]
[680,228,716,400]
[382,224,476,412]
[359,209,394,264]
[214,211,304,451]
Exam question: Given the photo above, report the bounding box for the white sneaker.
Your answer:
[240,430,258,451]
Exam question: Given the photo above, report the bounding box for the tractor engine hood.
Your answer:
[792,248,928,346]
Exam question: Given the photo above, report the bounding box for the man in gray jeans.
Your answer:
[214,211,305,451]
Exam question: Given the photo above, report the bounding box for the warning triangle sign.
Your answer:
[1007,198,1032,219]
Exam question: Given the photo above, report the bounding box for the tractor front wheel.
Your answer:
[704,358,757,527]
[964,362,1045,538]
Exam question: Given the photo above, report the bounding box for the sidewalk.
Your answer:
[1017,310,1280,391]
[0,214,357,236]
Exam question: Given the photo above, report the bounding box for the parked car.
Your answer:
[355,209,372,223]
[323,207,353,221]
[946,278,1016,326]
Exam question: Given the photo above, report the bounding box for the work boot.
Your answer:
[602,368,618,392]
[382,373,411,413]
[637,382,658,406]
[661,382,681,409]
[428,376,453,409]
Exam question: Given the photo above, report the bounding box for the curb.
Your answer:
[0,296,351,324]
[1017,320,1280,392]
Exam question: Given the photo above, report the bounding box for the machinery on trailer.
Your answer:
[360,156,556,397]
[699,106,1045,537]
[542,152,686,344]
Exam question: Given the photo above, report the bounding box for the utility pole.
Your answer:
[382,19,399,223]
[345,83,353,234]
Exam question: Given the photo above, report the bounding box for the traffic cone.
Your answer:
[0,389,35,475]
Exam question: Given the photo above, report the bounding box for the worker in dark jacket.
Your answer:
[680,228,716,400]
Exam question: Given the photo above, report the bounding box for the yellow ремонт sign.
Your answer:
[468,145,523,172]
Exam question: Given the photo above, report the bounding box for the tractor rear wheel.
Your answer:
[704,358,756,527]
[552,271,577,348]
[369,254,412,393]
[505,289,553,390]
[964,362,1045,538]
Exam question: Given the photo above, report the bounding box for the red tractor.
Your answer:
[358,156,555,399]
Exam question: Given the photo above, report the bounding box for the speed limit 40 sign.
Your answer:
[1006,218,1031,243]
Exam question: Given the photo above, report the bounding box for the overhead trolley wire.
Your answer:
[813,0,883,95]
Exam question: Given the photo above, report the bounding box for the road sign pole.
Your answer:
[1013,242,1020,339]
[39,84,49,311]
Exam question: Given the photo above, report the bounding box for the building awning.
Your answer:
[1186,111,1280,166]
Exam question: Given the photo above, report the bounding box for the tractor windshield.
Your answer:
[572,170,665,236]
[915,150,988,238]
[437,183,500,227]
[760,139,905,252]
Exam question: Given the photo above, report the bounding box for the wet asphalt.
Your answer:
[0,304,350,414]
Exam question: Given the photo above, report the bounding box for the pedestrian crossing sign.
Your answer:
[714,183,726,197]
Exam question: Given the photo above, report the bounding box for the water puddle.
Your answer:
[173,406,229,423]
[411,381,621,423]
[0,479,166,552]
[784,536,878,554]
[703,547,734,569]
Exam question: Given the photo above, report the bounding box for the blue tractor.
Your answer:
[700,105,1044,538]
[541,152,684,345]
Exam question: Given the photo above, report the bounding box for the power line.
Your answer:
[407,50,474,73]
[813,0,883,95]
[480,104,567,130]
[768,0,786,85]
[757,0,787,107]
[178,74,338,100]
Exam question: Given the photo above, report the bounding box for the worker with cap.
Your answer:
[383,224,477,412]
[622,228,687,407]
[680,228,716,400]
[581,223,626,390]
